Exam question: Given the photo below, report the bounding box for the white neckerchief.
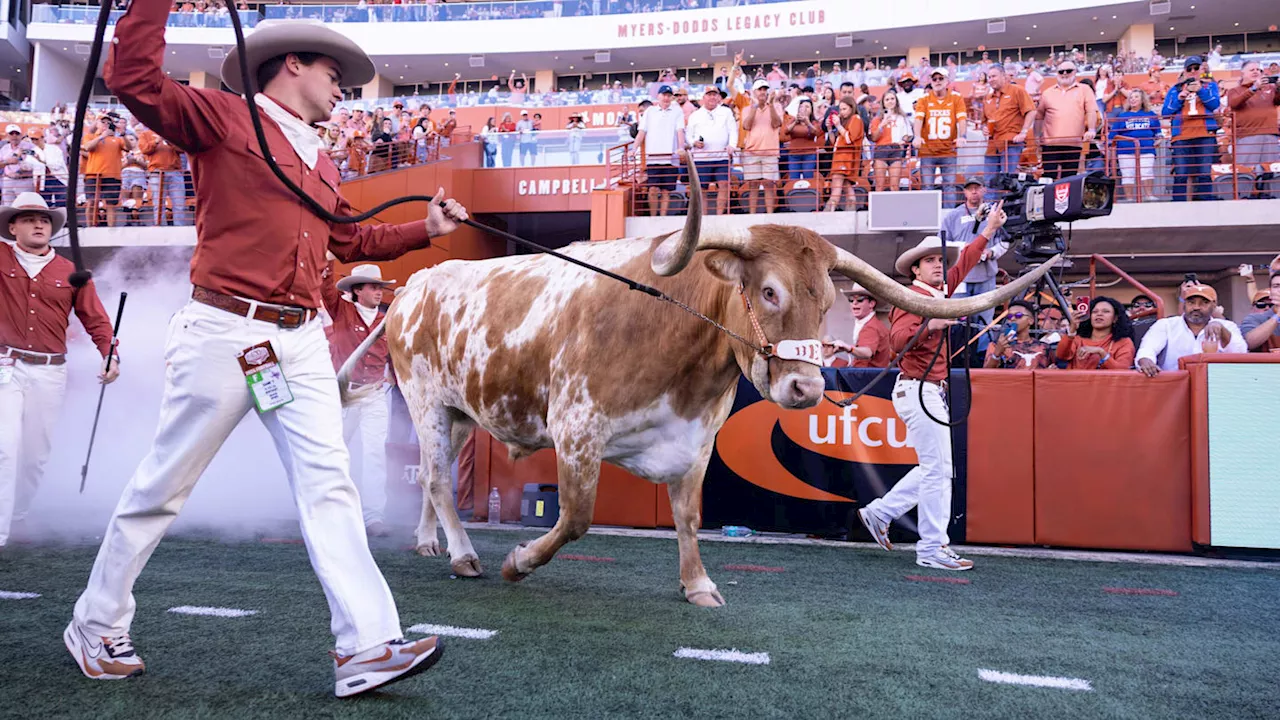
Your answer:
[912,279,947,298]
[253,94,322,170]
[354,302,378,327]
[13,243,57,279]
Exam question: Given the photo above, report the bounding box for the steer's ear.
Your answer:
[703,250,744,284]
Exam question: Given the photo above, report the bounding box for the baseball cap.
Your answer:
[1252,289,1272,304]
[752,78,770,91]
[27,127,44,139]
[899,71,916,82]
[963,176,984,188]
[1181,283,1217,303]
[4,124,20,134]
[520,110,528,115]
[657,84,674,95]
[703,85,725,97]
[930,69,947,78]
[1184,56,1204,69]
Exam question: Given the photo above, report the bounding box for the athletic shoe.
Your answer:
[858,507,894,551]
[64,621,146,680]
[366,521,391,538]
[333,635,443,698]
[916,546,974,571]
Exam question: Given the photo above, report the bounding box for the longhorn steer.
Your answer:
[340,164,1056,606]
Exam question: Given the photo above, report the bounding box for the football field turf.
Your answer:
[2,528,1277,719]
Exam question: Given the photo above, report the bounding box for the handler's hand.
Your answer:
[426,187,468,237]
[99,354,120,385]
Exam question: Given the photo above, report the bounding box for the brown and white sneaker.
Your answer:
[916,546,974,571]
[64,621,146,680]
[332,635,443,698]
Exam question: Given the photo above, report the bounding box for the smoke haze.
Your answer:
[24,247,303,543]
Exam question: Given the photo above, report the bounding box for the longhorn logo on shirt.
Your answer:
[714,393,918,502]
[1054,182,1070,215]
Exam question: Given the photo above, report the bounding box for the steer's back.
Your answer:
[386,235,696,455]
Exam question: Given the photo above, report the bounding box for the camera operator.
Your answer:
[1161,56,1220,202]
[1226,61,1280,173]
[1136,284,1247,376]
[942,178,1009,355]
[0,124,37,206]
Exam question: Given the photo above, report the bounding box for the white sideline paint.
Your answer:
[407,623,498,640]
[0,591,41,600]
[167,606,258,618]
[673,647,771,665]
[978,669,1093,691]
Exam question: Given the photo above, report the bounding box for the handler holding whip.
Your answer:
[64,2,469,697]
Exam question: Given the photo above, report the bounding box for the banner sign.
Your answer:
[703,368,969,543]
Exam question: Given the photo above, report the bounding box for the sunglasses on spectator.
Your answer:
[1008,312,1028,320]
[1057,69,1075,76]
[1255,301,1275,309]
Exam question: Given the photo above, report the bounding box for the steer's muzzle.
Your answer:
[770,369,826,409]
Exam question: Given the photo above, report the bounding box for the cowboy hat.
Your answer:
[336,263,396,293]
[0,192,66,240]
[220,20,376,95]
[894,235,961,277]
[846,283,876,301]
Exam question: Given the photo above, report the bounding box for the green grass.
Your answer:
[2,529,1278,719]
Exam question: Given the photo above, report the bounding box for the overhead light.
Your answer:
[1189,4,1195,7]
[399,76,403,79]
[691,58,696,62]
[444,62,449,66]
[569,65,574,69]
[1032,24,1037,28]
[815,50,820,54]
[1025,36,1031,41]
[1234,22,1239,26]
[1170,26,1175,30]
[953,41,958,45]
[1100,31,1105,35]
[170,50,176,55]
[1112,15,1117,18]
[383,63,388,67]
[62,47,67,50]
[1091,16,1097,20]
[630,62,634,66]
[749,54,755,59]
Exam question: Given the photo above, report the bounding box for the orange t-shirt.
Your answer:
[83,133,127,179]
[1054,334,1136,370]
[984,84,1035,151]
[137,130,182,172]
[913,92,968,157]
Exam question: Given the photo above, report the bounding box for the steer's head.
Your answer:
[649,159,1061,411]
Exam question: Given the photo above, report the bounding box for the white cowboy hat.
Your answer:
[220,20,376,95]
[894,235,961,277]
[0,192,66,240]
[336,263,396,293]
[846,283,877,303]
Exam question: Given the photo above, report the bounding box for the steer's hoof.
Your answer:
[685,588,726,608]
[501,549,530,582]
[415,539,442,557]
[451,554,483,577]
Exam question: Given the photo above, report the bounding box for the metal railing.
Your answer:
[30,5,262,27]
[264,0,794,23]
[612,115,1280,217]
[476,127,630,167]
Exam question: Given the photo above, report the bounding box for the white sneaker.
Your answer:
[332,635,443,698]
[916,546,974,571]
[64,621,146,680]
[857,508,894,551]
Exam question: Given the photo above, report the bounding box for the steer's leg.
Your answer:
[404,395,481,576]
[502,425,605,582]
[430,417,482,576]
[668,449,725,608]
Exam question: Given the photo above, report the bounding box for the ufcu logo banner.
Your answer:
[715,393,917,503]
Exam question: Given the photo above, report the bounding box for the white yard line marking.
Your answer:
[673,647,771,665]
[978,669,1092,691]
[407,623,497,640]
[0,591,41,600]
[167,606,258,618]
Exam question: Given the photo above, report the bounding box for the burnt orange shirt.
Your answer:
[84,133,126,178]
[1055,334,1136,370]
[984,83,1035,152]
[1226,83,1280,138]
[137,129,183,171]
[1037,82,1098,147]
[913,92,968,157]
[105,0,431,310]
[321,262,391,386]
[853,316,892,368]
[890,235,988,383]
[0,244,114,357]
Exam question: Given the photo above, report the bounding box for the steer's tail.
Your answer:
[337,317,389,406]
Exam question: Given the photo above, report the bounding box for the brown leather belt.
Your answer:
[191,287,317,329]
[2,347,67,366]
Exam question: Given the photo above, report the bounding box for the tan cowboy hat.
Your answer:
[336,263,396,293]
[220,20,376,95]
[894,235,961,277]
[846,283,877,304]
[0,192,66,240]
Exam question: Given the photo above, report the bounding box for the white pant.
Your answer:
[0,355,67,546]
[866,377,953,557]
[343,386,389,525]
[72,301,402,654]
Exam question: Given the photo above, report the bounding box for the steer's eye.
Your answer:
[762,287,778,304]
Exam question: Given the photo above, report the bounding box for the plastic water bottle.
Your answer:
[487,488,502,526]
[721,525,755,537]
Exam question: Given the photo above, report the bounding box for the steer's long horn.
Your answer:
[650,153,704,276]
[831,245,1062,319]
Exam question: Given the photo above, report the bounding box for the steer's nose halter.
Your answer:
[736,285,824,366]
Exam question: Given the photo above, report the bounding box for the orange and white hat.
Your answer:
[1181,283,1217,303]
